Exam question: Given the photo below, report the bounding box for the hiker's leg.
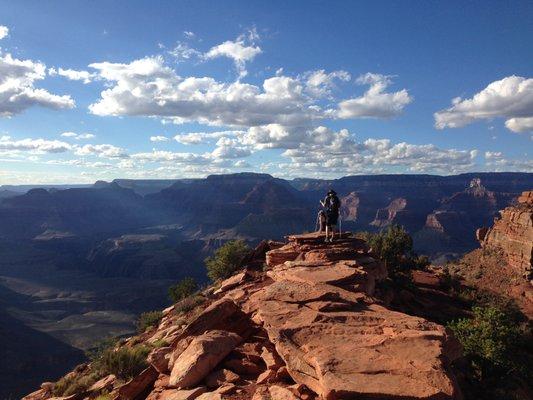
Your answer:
[325,225,330,241]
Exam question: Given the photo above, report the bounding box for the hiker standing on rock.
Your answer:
[320,189,340,242]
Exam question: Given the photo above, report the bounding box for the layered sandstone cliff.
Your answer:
[24,233,462,400]
[478,191,533,280]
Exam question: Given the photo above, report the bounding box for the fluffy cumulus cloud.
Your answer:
[87,56,323,128]
[435,76,533,133]
[205,37,261,79]
[49,67,95,84]
[82,48,489,175]
[0,135,72,153]
[150,135,169,142]
[337,73,412,119]
[174,130,243,145]
[75,144,128,158]
[6,28,520,178]
[60,131,95,140]
[0,25,8,40]
[484,151,533,172]
[0,52,75,116]
[305,70,351,98]
[276,128,478,176]
[168,42,202,63]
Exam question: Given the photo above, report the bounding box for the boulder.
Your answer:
[169,330,242,388]
[170,298,251,358]
[88,374,116,393]
[148,346,173,374]
[251,387,271,400]
[118,366,159,400]
[260,346,283,370]
[214,271,247,294]
[268,385,299,400]
[195,393,222,400]
[146,387,207,400]
[204,369,240,388]
[256,368,277,384]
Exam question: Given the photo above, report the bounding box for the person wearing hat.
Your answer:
[320,189,340,242]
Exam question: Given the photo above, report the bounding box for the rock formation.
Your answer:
[370,197,407,227]
[478,191,533,280]
[24,232,462,400]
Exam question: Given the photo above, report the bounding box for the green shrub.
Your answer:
[448,305,521,373]
[86,337,118,362]
[95,345,150,380]
[205,240,250,281]
[53,372,100,396]
[365,225,431,281]
[365,225,413,269]
[175,294,205,314]
[137,311,163,333]
[150,338,169,348]
[168,277,198,303]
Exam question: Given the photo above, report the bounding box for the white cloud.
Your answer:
[49,67,95,84]
[150,135,169,142]
[131,150,212,164]
[184,31,195,39]
[484,151,533,172]
[435,76,533,133]
[0,136,72,153]
[77,133,95,140]
[74,144,128,158]
[168,42,202,62]
[211,137,251,159]
[0,26,9,40]
[0,53,75,116]
[88,56,319,128]
[337,73,412,119]
[174,130,242,145]
[305,70,351,98]
[46,159,113,168]
[276,127,477,175]
[204,35,262,79]
[505,116,533,133]
[60,131,95,140]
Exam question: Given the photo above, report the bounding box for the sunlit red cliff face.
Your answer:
[478,191,533,280]
[448,191,533,318]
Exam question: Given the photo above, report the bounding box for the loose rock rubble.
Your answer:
[23,232,462,400]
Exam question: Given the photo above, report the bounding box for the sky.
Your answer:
[0,0,532,184]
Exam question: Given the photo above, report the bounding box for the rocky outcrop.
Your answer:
[247,233,460,399]
[479,191,533,280]
[339,191,359,221]
[371,197,407,227]
[24,232,462,400]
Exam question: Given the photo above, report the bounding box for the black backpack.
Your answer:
[327,195,340,214]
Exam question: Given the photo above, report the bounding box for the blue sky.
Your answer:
[0,0,532,184]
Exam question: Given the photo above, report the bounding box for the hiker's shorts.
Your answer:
[326,212,339,226]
